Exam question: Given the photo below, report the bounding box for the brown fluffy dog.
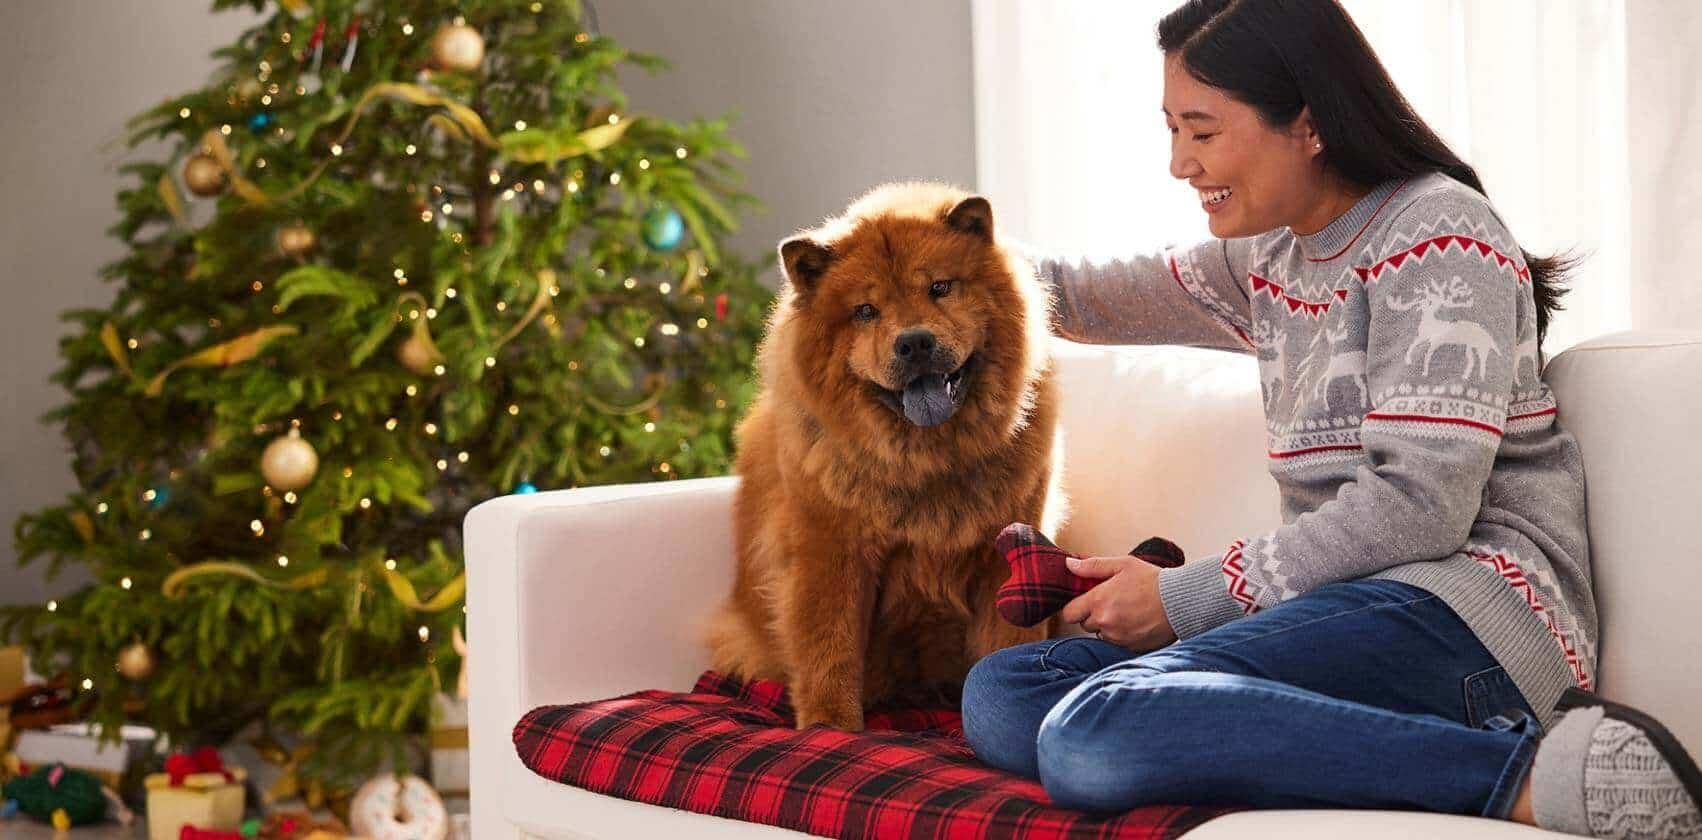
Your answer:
[706,182,1066,731]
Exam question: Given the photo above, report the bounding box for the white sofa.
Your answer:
[466,330,1702,840]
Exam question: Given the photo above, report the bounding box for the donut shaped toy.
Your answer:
[348,774,446,840]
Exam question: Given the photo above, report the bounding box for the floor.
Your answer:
[2,808,471,838]
[2,823,144,838]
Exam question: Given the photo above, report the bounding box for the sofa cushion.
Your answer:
[513,671,1237,839]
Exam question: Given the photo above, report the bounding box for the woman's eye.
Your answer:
[853,303,879,322]
[1192,133,1216,142]
[929,280,953,298]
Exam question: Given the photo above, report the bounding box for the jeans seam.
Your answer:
[1176,592,1441,658]
[1480,720,1542,819]
[1080,673,1475,732]
[1035,637,1091,677]
[1462,665,1503,729]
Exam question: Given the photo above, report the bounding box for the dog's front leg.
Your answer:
[781,545,875,732]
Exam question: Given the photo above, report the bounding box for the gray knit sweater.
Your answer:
[1035,172,1594,728]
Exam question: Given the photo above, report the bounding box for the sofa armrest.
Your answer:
[464,475,739,840]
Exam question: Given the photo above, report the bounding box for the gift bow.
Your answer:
[165,747,233,786]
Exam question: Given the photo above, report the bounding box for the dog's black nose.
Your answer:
[893,328,937,360]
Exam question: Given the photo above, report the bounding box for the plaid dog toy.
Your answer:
[995,523,1186,627]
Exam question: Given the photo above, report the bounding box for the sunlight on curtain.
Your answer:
[972,0,1631,355]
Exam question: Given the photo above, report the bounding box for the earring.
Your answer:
[1314,142,1323,150]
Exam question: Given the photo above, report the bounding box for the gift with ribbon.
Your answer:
[145,748,248,840]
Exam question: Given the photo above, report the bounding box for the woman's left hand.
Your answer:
[1057,555,1180,653]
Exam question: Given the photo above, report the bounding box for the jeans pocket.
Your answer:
[1462,665,1530,729]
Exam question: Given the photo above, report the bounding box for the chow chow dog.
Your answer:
[706,182,1065,731]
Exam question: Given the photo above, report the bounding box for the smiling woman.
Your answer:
[1161,60,1371,244]
[961,1,1702,837]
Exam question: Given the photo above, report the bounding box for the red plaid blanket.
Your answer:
[513,671,1238,839]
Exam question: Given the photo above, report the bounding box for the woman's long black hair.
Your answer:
[1158,0,1575,350]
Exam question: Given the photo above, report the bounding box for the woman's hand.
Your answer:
[1057,555,1180,653]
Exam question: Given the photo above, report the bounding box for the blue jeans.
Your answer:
[961,578,1544,817]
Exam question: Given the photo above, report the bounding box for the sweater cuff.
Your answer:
[1157,553,1246,640]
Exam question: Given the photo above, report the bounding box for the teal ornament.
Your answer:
[513,482,538,494]
[641,206,685,251]
[1,799,17,818]
[148,486,171,509]
[247,112,273,134]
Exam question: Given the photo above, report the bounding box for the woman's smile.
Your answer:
[1199,185,1233,213]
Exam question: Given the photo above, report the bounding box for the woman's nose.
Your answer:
[1170,145,1202,181]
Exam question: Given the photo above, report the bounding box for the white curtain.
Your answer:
[972,0,1699,355]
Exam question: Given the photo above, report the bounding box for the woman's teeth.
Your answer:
[1201,187,1233,205]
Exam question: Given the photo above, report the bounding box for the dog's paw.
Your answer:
[796,703,865,732]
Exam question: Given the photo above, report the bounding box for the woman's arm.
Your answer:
[1008,236,1258,353]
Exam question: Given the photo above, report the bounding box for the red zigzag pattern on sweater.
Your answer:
[1248,235,1531,320]
[1220,539,1262,615]
[1464,548,1592,691]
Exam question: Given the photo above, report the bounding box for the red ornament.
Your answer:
[714,293,728,322]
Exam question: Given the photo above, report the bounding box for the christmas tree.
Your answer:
[4,0,771,790]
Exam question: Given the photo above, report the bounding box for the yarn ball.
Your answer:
[0,763,106,826]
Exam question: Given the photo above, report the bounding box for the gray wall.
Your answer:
[0,1,975,609]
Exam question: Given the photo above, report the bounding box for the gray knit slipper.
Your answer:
[1548,687,1702,838]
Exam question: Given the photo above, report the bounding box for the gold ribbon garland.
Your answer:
[143,326,299,397]
[69,512,96,545]
[338,82,501,149]
[249,734,336,808]
[187,82,497,208]
[157,174,188,228]
[162,562,329,600]
[394,291,446,365]
[493,269,556,349]
[198,129,317,207]
[99,323,132,376]
[193,79,635,208]
[498,116,631,164]
[380,564,465,613]
[162,558,463,615]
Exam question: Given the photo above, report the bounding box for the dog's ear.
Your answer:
[779,236,833,296]
[945,195,994,242]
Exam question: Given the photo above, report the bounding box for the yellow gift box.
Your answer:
[144,766,247,840]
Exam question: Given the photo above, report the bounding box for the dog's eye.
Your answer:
[929,280,953,298]
[853,303,880,322]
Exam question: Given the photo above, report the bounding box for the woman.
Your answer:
[961,2,1702,838]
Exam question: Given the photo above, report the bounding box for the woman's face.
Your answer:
[1162,54,1325,239]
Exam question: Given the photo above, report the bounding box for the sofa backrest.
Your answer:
[1047,331,1702,752]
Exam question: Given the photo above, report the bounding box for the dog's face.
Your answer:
[777,191,1019,430]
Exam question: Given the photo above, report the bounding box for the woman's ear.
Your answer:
[1295,105,1323,157]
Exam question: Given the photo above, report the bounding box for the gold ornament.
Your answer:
[117,640,155,680]
[430,23,485,73]
[235,77,263,101]
[276,223,317,257]
[261,429,319,491]
[183,153,228,197]
[397,333,441,376]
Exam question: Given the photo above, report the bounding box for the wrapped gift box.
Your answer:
[12,723,156,789]
[430,693,468,798]
[145,765,247,840]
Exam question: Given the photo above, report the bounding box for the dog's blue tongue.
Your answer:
[902,374,953,427]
